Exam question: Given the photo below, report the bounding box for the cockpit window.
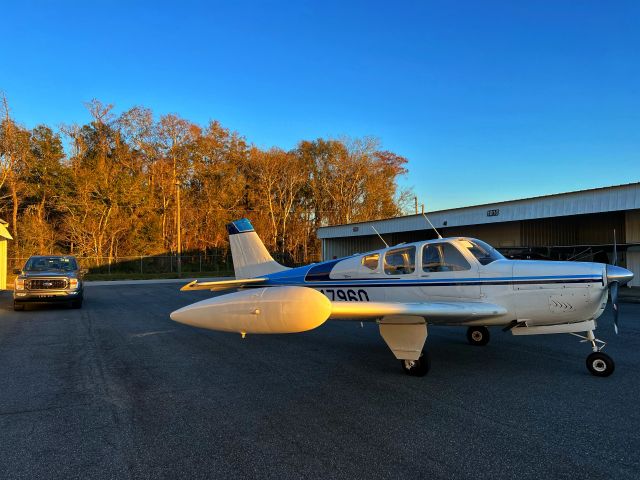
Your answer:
[422,243,471,272]
[384,246,416,275]
[361,253,379,271]
[459,239,504,265]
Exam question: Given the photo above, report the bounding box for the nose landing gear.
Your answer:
[570,329,615,377]
[586,352,615,377]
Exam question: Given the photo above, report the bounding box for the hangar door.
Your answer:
[627,247,640,287]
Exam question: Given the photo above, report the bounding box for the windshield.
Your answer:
[24,256,78,272]
[458,239,504,266]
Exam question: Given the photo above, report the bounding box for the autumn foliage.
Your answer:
[0,98,411,264]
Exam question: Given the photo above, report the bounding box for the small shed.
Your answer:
[0,219,13,290]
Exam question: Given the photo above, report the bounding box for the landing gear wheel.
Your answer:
[467,326,490,346]
[586,352,615,377]
[400,351,431,377]
[13,301,24,311]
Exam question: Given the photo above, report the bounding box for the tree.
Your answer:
[0,95,413,267]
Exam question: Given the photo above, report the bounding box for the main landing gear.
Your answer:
[571,329,615,377]
[400,352,431,377]
[466,326,490,346]
[377,317,429,377]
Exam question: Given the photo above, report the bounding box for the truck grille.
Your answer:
[27,279,68,290]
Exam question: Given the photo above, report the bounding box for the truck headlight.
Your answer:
[69,278,79,289]
[15,278,25,291]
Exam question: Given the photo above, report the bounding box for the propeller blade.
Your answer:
[610,281,619,334]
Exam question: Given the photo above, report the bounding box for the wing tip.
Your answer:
[180,280,198,291]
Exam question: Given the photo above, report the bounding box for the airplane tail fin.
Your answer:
[226,218,290,278]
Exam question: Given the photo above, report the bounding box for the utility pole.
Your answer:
[414,196,418,215]
[176,179,182,278]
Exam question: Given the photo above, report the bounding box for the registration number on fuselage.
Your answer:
[319,289,369,302]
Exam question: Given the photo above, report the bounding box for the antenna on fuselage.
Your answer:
[371,225,389,248]
[421,213,442,239]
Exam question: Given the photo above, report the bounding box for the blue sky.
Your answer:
[1,0,638,210]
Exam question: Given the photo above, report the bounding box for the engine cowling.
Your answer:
[170,286,332,334]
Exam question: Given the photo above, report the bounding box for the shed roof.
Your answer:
[318,182,640,239]
[0,219,12,240]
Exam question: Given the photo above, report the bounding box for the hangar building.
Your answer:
[317,183,640,287]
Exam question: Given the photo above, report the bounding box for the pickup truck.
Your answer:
[13,255,85,311]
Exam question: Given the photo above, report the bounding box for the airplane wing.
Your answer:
[329,301,507,324]
[180,277,267,292]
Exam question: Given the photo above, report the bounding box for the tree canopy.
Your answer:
[0,97,412,264]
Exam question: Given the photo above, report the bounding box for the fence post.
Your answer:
[199,254,202,273]
[140,256,143,274]
[170,255,173,273]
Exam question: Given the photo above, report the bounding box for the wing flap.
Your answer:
[180,277,266,292]
[330,301,507,323]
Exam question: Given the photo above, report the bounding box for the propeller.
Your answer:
[612,229,618,334]
[610,280,619,334]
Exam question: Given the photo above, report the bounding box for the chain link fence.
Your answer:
[9,253,234,277]
[8,251,322,278]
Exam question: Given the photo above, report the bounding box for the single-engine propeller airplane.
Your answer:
[171,218,634,377]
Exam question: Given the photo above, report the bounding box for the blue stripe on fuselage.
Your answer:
[260,268,602,288]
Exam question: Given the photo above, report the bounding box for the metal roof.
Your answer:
[318,182,640,239]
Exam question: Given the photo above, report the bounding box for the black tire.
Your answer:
[400,351,431,377]
[467,326,490,346]
[586,352,615,377]
[71,299,83,309]
[13,301,24,311]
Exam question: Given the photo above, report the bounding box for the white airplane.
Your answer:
[171,218,634,377]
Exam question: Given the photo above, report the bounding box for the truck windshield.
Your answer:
[458,239,504,266]
[24,257,78,272]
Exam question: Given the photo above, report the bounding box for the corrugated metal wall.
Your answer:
[442,222,521,247]
[626,210,640,243]
[323,236,386,260]
[321,212,635,260]
[521,212,625,246]
[319,183,640,240]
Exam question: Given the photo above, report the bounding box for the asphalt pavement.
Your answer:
[0,284,639,480]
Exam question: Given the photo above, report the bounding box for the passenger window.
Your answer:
[361,253,379,271]
[384,246,416,275]
[422,243,470,272]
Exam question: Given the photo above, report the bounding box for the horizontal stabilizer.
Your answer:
[180,277,266,292]
[330,301,507,324]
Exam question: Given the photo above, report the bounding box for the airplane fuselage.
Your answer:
[261,238,609,327]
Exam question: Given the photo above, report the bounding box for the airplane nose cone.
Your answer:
[606,265,634,286]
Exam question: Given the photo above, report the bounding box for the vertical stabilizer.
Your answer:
[226,219,290,278]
